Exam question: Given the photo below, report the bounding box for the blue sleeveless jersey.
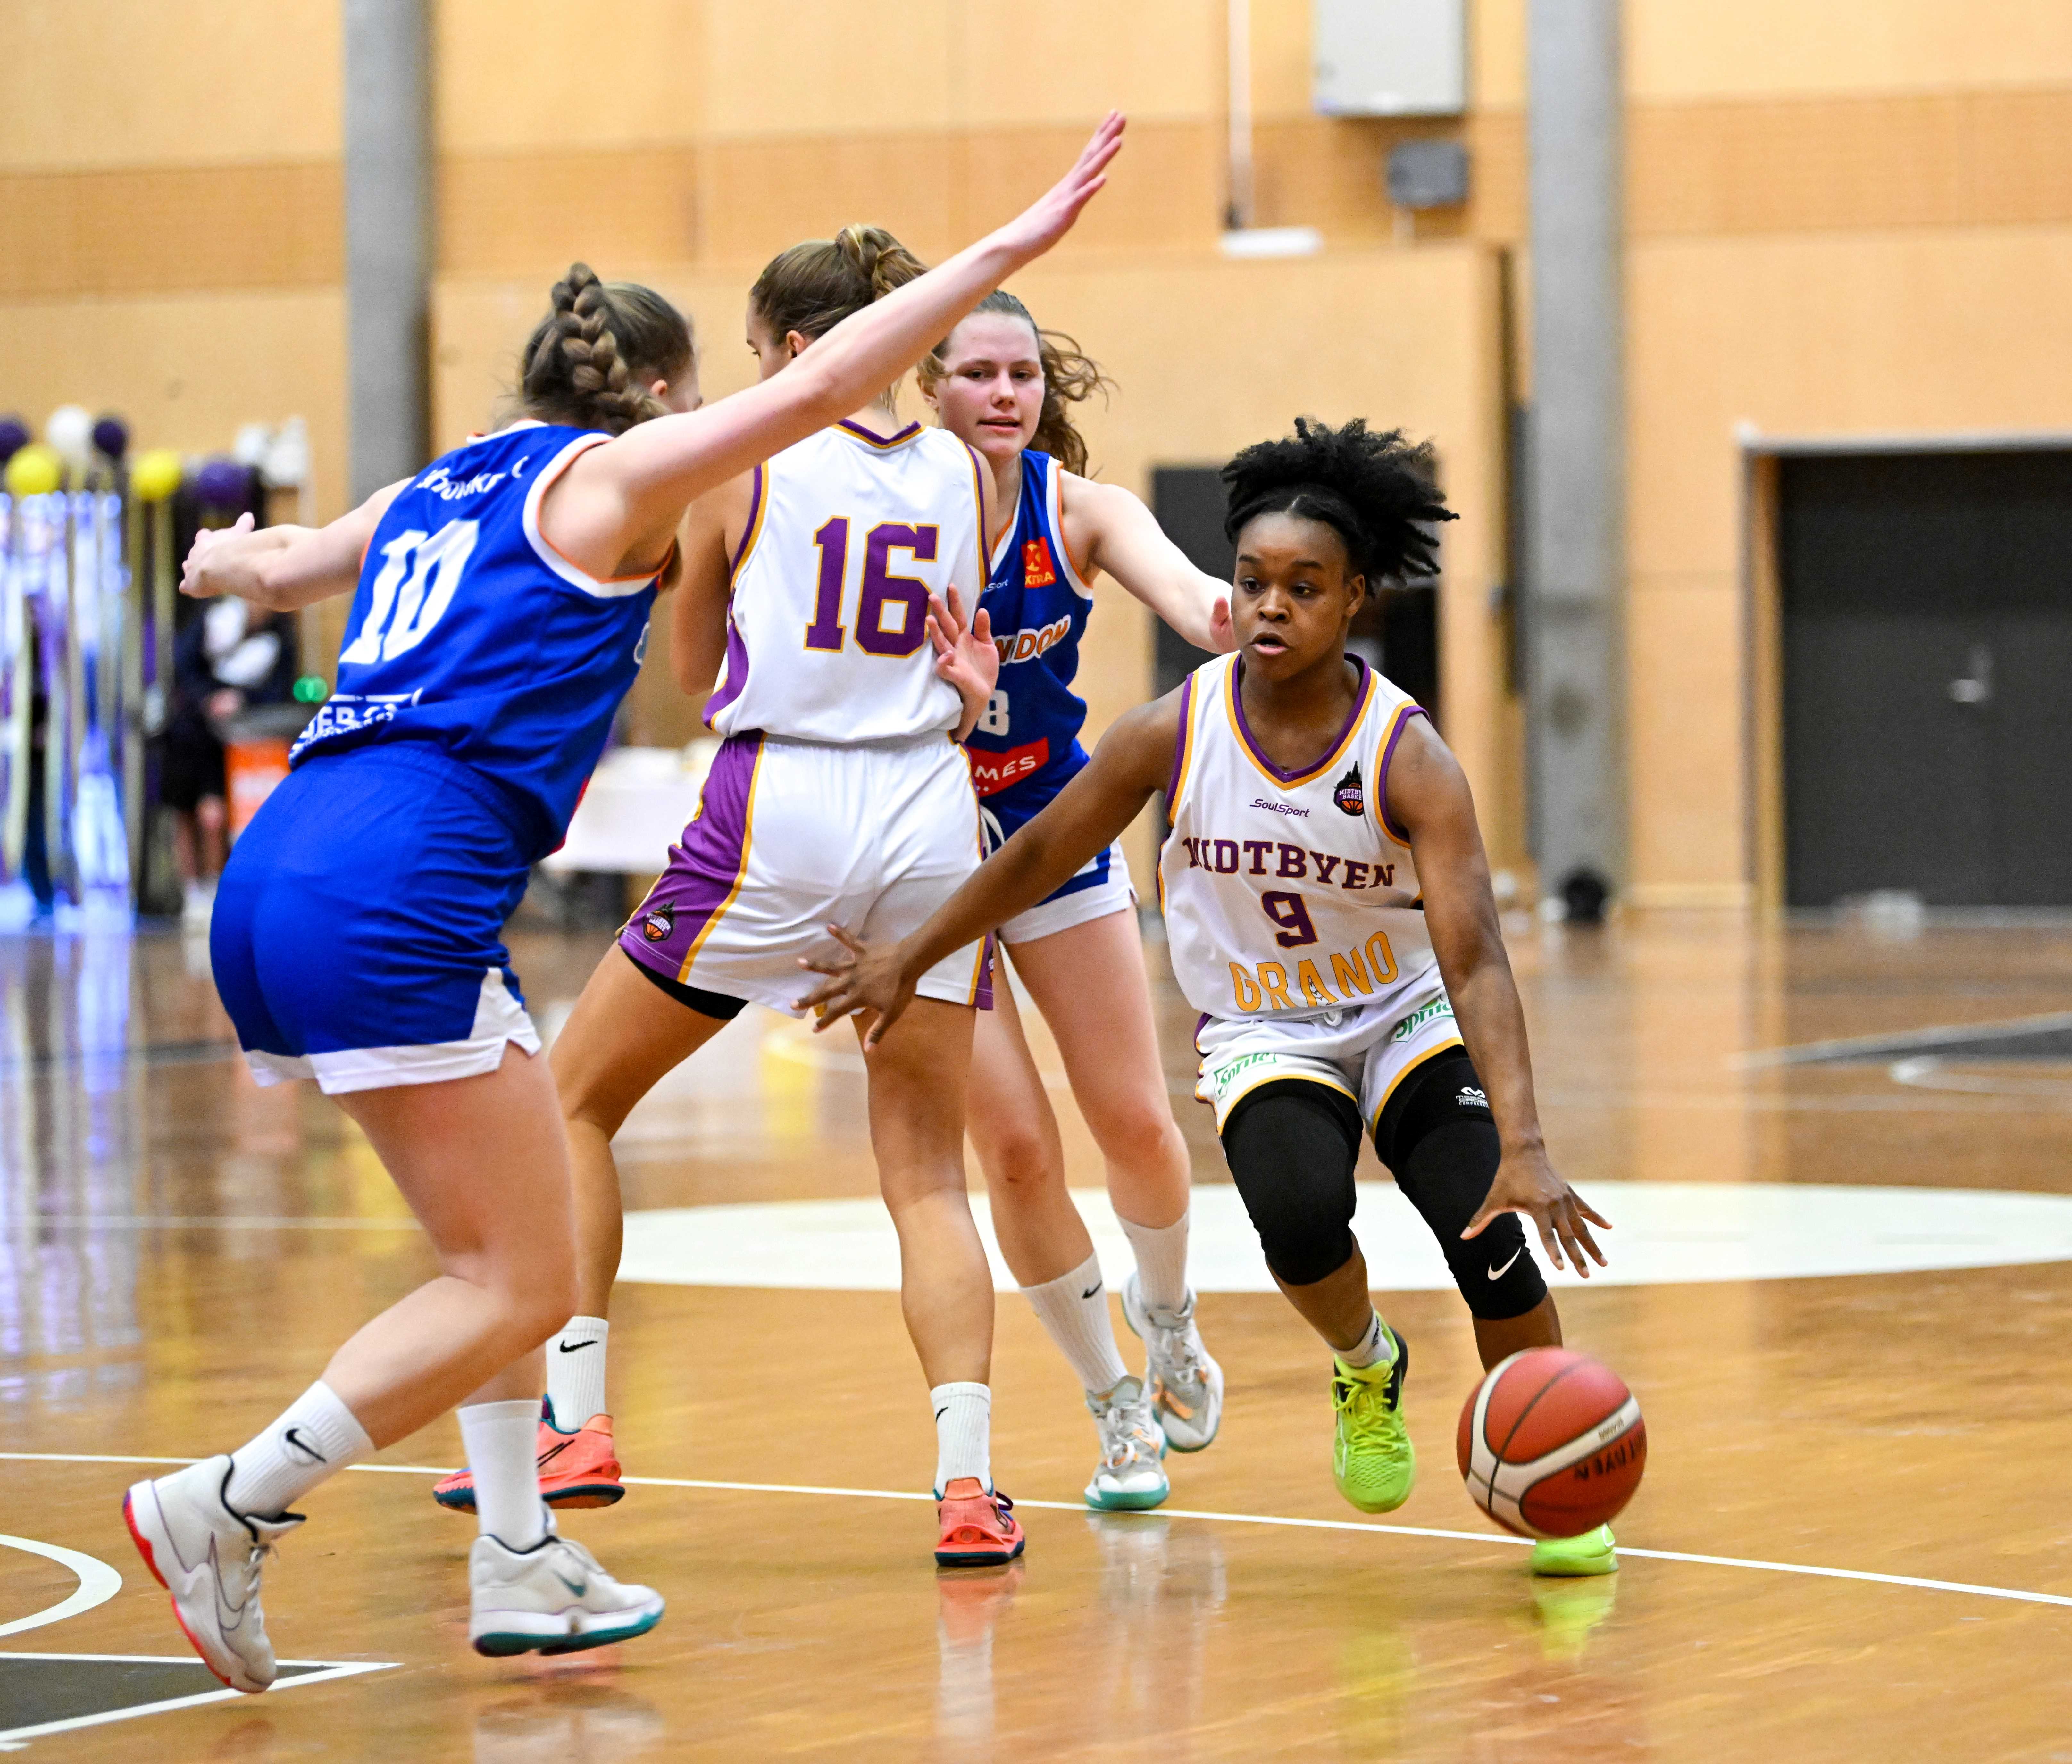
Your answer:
[967,450,1095,830]
[290,423,658,857]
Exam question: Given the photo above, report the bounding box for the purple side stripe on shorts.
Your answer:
[618,732,764,985]
[972,932,996,1011]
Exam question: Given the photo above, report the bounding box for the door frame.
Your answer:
[1737,427,2072,912]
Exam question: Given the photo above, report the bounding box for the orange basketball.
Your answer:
[1455,1348,1646,1539]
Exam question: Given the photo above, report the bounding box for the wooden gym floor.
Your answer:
[6,913,2072,1760]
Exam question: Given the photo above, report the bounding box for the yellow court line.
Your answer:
[6,1454,2069,1612]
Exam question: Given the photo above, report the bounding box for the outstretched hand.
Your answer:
[992,112,1125,262]
[1461,1148,1611,1277]
[926,586,999,713]
[795,925,917,1049]
[180,511,256,598]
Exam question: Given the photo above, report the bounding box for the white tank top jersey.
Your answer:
[1158,653,1438,1022]
[705,420,987,743]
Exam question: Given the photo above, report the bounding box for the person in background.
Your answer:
[162,594,298,924]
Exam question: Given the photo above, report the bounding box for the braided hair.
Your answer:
[750,224,930,345]
[1220,417,1455,583]
[517,264,693,436]
[915,289,1111,477]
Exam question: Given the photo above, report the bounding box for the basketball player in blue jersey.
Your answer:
[509,223,1029,1570]
[117,115,1127,1691]
[800,417,1622,1579]
[914,295,1237,1510]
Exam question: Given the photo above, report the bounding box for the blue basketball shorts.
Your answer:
[209,744,542,1094]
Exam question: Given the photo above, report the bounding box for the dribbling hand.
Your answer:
[1461,1147,1611,1277]
[796,926,917,1048]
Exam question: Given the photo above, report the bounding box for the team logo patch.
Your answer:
[640,902,675,943]
[1023,538,1057,588]
[1333,763,1365,817]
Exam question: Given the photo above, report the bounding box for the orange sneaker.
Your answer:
[433,1402,626,1514]
[935,1477,1024,1568]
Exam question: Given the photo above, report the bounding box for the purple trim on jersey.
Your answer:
[704,615,751,724]
[617,732,762,985]
[727,464,764,576]
[1229,655,1372,784]
[1165,674,1195,806]
[837,418,922,448]
[1375,703,1430,845]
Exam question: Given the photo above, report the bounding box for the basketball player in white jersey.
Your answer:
[799,417,1621,1577]
[519,225,1024,1568]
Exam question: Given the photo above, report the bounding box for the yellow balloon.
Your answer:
[4,443,62,498]
[130,447,183,503]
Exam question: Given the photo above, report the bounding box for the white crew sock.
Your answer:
[1337,1309,1396,1372]
[222,1380,373,1519]
[545,1315,609,1431]
[931,1382,992,1494]
[1118,1208,1191,1315]
[460,1399,549,1549]
[1021,1254,1129,1397]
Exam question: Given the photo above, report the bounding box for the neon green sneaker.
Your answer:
[1529,1524,1617,1577]
[1331,1328,1415,1513]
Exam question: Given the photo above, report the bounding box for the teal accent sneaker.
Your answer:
[1529,1524,1618,1577]
[1331,1327,1415,1514]
[1083,1376,1170,1511]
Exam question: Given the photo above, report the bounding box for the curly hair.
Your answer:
[516,264,693,437]
[750,224,930,345]
[1220,417,1456,583]
[915,289,1112,477]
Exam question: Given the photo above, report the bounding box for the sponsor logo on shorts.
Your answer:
[1458,1085,1488,1108]
[1389,996,1455,1042]
[1207,1050,1282,1094]
[640,903,675,943]
[1333,763,1365,818]
[969,737,1050,797]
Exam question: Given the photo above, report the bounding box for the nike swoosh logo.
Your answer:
[555,1572,588,1597]
[283,1427,327,1464]
[1082,1284,1102,1301]
[1488,1246,1524,1281]
[934,1407,948,1422]
[557,1340,598,1353]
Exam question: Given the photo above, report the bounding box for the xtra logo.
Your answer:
[1022,537,1058,587]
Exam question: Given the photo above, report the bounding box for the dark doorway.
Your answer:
[1148,467,1440,719]
[1778,447,2072,907]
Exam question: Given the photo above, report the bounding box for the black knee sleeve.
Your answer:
[1220,1079,1363,1288]
[1375,1051,1548,1321]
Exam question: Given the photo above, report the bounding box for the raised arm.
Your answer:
[542,114,1127,579]
[1065,475,1235,653]
[796,685,1182,1042]
[181,488,403,610]
[1386,716,1609,1275]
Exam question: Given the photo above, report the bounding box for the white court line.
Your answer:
[1733,1010,2072,1069]
[0,1534,122,1638]
[0,1656,395,1746]
[8,1452,2071,1614]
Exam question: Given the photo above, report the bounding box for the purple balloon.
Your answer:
[194,457,249,509]
[0,417,27,465]
[92,414,129,461]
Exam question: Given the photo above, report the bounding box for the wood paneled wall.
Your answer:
[8,0,2070,900]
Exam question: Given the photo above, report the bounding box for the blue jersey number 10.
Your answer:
[341,519,481,666]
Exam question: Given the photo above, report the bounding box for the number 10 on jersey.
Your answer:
[805,518,940,659]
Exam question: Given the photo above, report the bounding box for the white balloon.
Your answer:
[46,404,92,471]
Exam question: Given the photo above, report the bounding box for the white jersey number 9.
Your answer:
[341,519,481,666]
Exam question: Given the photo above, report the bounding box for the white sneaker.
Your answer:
[123,1455,302,1694]
[1122,1275,1225,1452]
[469,1529,665,1658]
[1084,1376,1170,1512]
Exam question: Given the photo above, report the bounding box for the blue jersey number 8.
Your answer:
[341,519,480,665]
